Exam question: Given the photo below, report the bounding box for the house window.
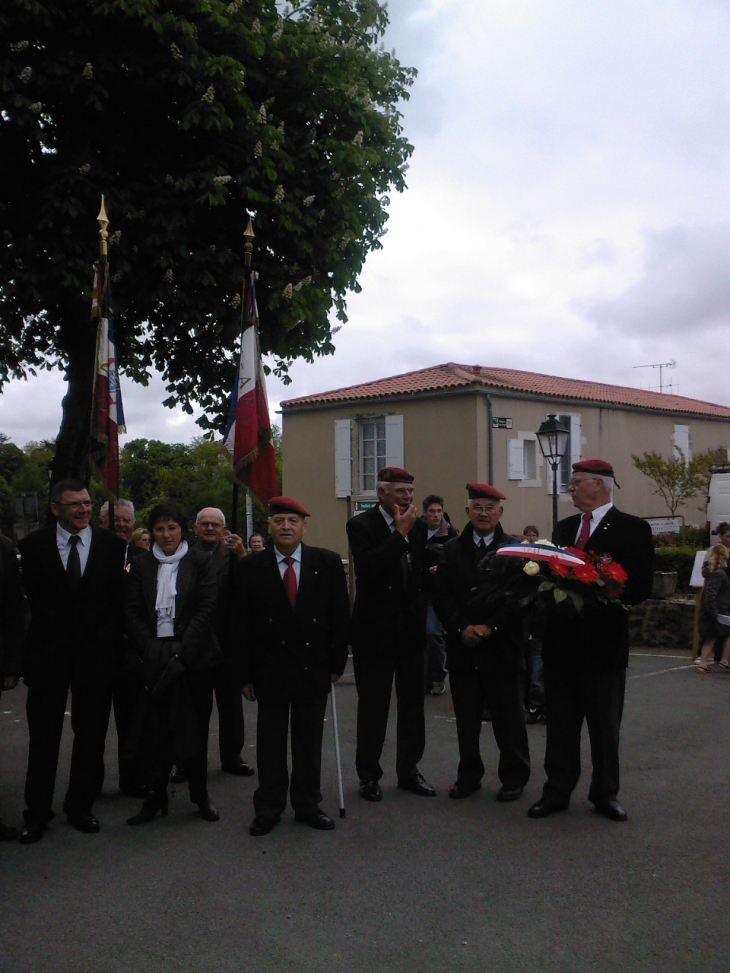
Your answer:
[360,418,386,494]
[673,424,691,461]
[508,436,538,483]
[334,415,404,497]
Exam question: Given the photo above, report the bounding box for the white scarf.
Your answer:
[153,540,188,633]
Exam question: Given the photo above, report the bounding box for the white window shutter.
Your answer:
[384,415,404,468]
[334,419,352,497]
[570,415,581,466]
[508,439,525,480]
[673,424,690,461]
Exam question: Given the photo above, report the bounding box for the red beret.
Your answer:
[572,459,614,478]
[269,496,311,517]
[466,482,506,501]
[378,466,415,484]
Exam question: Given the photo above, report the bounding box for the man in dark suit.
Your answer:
[17,479,127,842]
[99,496,147,797]
[527,459,654,823]
[346,466,435,802]
[1,533,24,840]
[432,483,530,803]
[235,497,349,836]
[193,506,254,777]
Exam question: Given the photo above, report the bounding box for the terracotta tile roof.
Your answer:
[281,362,730,418]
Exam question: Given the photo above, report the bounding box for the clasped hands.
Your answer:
[461,623,492,646]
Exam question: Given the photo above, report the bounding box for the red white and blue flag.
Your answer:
[224,271,278,505]
[494,543,586,566]
[90,261,126,498]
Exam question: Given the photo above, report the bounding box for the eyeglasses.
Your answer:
[56,500,92,509]
[471,505,501,514]
[197,521,224,528]
[567,477,598,487]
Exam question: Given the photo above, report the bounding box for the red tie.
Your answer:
[576,512,592,551]
[283,556,297,607]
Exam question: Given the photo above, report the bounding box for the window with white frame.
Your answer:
[507,435,538,484]
[360,418,386,493]
[673,424,691,461]
[333,415,404,497]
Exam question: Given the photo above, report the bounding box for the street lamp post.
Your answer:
[536,414,570,534]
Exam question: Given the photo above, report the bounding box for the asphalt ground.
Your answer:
[1,649,728,973]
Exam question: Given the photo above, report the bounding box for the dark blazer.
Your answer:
[346,504,426,656]
[125,546,223,678]
[18,525,127,690]
[543,506,654,673]
[432,522,522,676]
[234,544,349,701]
[0,536,24,686]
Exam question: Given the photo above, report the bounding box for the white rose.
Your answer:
[523,561,540,577]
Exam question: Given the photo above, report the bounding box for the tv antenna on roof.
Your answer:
[633,360,676,393]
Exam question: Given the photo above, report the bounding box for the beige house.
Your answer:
[280,363,730,557]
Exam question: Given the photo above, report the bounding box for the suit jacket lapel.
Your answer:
[175,552,193,622]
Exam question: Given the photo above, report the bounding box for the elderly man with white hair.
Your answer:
[192,506,254,777]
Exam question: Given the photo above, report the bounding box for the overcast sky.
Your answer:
[2,0,729,448]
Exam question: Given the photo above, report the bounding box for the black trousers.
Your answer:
[212,662,245,763]
[541,665,626,806]
[449,668,530,789]
[24,678,112,819]
[353,649,425,782]
[112,669,145,788]
[253,693,328,819]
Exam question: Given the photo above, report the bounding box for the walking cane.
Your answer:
[330,682,346,818]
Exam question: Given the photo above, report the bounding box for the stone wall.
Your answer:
[629,596,696,651]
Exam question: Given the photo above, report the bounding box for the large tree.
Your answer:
[0,0,415,481]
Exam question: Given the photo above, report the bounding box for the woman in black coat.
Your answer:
[124,503,223,824]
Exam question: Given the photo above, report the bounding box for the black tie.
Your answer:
[67,535,82,590]
[476,538,487,558]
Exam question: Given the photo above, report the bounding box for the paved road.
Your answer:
[2,649,728,973]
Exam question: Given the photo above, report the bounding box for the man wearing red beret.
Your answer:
[432,483,531,803]
[528,460,654,823]
[347,467,436,801]
[235,497,350,836]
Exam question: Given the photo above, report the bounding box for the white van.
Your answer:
[707,465,730,541]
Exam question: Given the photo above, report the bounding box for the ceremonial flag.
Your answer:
[90,261,126,498]
[224,272,279,506]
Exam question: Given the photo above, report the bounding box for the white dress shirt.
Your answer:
[575,501,614,544]
[276,544,302,585]
[56,523,92,574]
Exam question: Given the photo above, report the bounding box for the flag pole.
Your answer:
[96,196,115,534]
[230,217,256,538]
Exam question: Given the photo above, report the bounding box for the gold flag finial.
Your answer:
[97,195,109,260]
[243,216,255,269]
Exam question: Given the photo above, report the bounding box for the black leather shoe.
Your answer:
[0,818,18,841]
[197,798,220,822]
[19,821,46,844]
[67,812,101,834]
[170,766,187,784]
[397,773,436,797]
[527,798,568,819]
[127,791,168,826]
[221,758,255,777]
[294,809,336,831]
[594,799,627,822]
[250,815,280,836]
[448,780,481,799]
[496,785,524,802]
[359,779,383,802]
